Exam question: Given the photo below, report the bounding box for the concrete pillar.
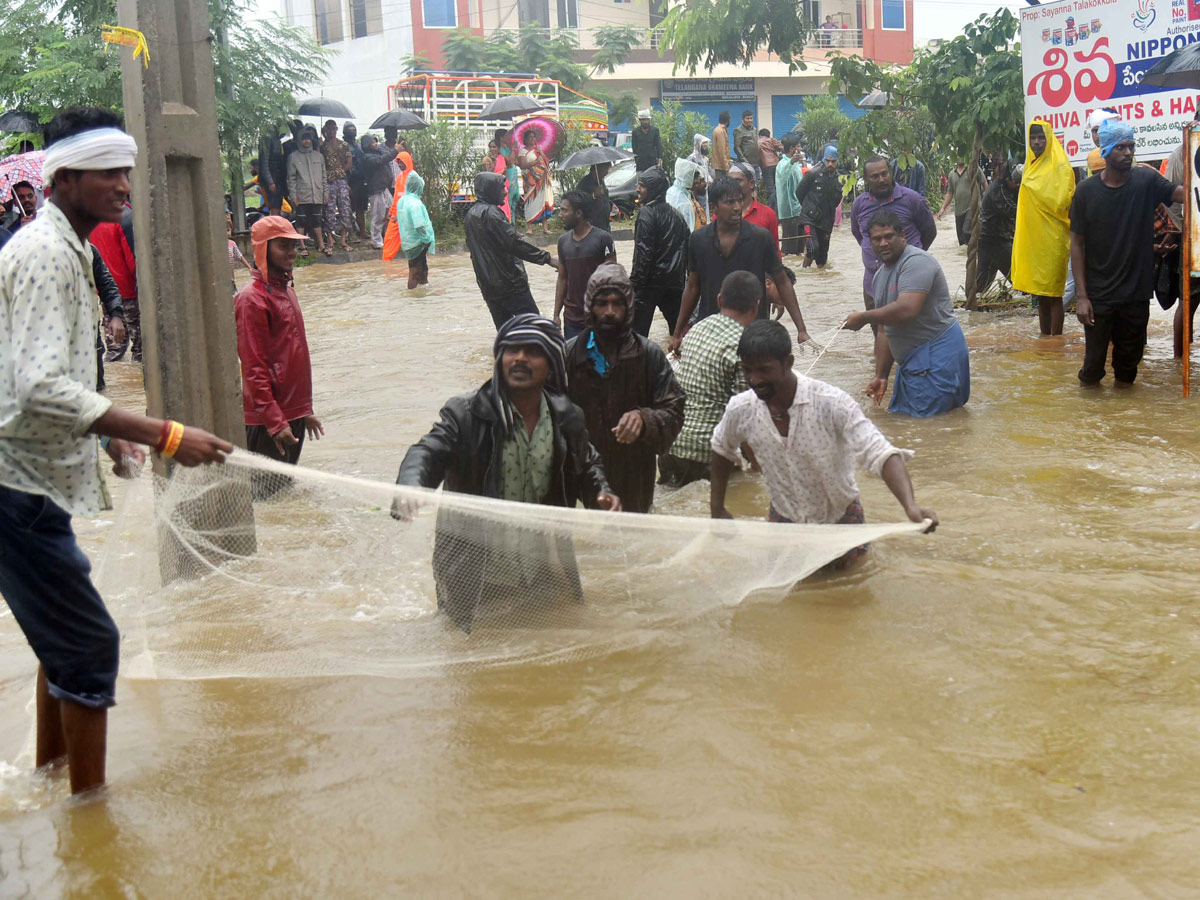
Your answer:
[119,0,256,579]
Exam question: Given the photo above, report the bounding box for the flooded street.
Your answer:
[3,221,1200,897]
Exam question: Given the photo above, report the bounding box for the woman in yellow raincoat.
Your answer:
[1012,120,1075,335]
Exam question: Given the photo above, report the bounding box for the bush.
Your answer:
[552,120,596,195]
[651,99,712,176]
[406,121,480,236]
[793,95,851,157]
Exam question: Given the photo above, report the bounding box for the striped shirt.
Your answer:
[0,203,112,515]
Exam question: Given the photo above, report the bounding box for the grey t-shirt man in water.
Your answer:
[843,210,970,417]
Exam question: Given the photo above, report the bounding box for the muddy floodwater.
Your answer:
[3,221,1200,897]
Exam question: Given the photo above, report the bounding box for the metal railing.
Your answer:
[806,27,863,49]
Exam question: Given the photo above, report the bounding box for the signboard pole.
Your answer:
[1187,123,1195,399]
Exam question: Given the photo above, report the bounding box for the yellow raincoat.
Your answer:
[1011,120,1075,296]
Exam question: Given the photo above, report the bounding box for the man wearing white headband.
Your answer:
[0,107,233,794]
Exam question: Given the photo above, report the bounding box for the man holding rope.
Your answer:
[0,107,232,794]
[709,320,937,571]
[843,210,970,418]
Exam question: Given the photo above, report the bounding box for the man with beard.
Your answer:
[1071,120,1184,386]
[850,156,936,314]
[795,146,842,268]
[975,162,1021,294]
[465,172,560,329]
[709,320,937,570]
[394,314,621,632]
[843,211,970,417]
[565,263,684,513]
[629,166,690,337]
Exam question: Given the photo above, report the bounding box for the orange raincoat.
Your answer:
[382,151,416,261]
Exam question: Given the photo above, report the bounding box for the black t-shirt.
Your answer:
[1069,166,1178,303]
[687,219,784,320]
[557,227,616,325]
[576,171,611,232]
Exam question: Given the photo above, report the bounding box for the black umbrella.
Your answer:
[476,95,548,120]
[297,97,355,119]
[1142,45,1200,89]
[0,110,40,132]
[557,145,632,169]
[370,108,428,130]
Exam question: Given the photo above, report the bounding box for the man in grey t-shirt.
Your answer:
[842,210,970,417]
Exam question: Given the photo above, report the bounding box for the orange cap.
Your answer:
[250,215,310,273]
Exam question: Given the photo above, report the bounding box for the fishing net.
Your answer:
[91,451,927,680]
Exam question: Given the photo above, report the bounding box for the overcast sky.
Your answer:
[248,0,1031,54]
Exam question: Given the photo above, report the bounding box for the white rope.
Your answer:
[802,318,849,377]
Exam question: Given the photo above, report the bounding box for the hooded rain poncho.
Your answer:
[687,133,711,182]
[667,158,701,231]
[1011,120,1074,296]
[382,151,417,261]
[396,171,436,261]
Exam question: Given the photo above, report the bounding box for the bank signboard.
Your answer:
[1021,0,1200,163]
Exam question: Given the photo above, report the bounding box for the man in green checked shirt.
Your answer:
[659,270,762,486]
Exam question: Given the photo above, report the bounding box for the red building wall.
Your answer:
[411,0,484,68]
[863,0,914,65]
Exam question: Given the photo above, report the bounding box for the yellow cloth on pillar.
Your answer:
[1012,120,1075,297]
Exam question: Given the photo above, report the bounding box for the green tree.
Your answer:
[589,25,644,76]
[829,9,1023,307]
[650,99,711,176]
[440,25,587,89]
[792,95,850,158]
[0,0,330,167]
[404,120,479,236]
[659,0,815,72]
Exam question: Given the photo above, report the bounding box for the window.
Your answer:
[881,0,905,30]
[350,0,382,37]
[423,0,456,27]
[518,0,550,25]
[313,0,344,44]
[557,0,578,28]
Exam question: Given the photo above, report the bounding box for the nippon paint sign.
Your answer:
[1021,0,1200,164]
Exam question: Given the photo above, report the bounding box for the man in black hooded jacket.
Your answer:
[465,172,560,329]
[630,166,689,337]
[395,314,620,632]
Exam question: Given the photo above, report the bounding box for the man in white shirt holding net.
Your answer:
[709,320,937,570]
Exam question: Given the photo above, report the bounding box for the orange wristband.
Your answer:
[162,421,185,457]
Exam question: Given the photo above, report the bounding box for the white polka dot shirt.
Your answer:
[711,375,912,524]
[0,202,113,515]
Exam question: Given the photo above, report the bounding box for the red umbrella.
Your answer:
[0,150,45,201]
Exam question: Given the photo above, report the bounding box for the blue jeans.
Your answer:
[0,485,119,709]
[564,321,584,340]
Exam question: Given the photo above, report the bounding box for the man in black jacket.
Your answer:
[630,167,689,337]
[258,124,289,217]
[975,163,1021,294]
[343,123,367,241]
[795,147,842,268]
[395,314,621,631]
[466,172,560,329]
[565,263,684,514]
[360,135,399,249]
